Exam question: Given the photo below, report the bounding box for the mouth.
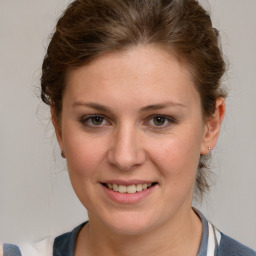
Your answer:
[101,182,158,194]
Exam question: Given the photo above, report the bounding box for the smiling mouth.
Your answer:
[102,182,158,194]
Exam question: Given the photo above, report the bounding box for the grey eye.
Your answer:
[81,115,108,127]
[91,116,104,125]
[152,116,167,126]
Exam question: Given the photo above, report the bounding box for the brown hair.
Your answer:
[41,0,227,200]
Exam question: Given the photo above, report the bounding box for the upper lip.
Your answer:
[101,180,157,186]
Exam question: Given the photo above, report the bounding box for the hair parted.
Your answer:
[41,0,227,200]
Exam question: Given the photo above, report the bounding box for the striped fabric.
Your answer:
[1,244,21,256]
[207,222,221,256]
[1,210,255,256]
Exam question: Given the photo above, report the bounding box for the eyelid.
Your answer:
[145,114,177,128]
[80,114,111,127]
[79,114,177,129]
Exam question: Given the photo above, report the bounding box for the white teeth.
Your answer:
[106,183,153,194]
[113,184,119,192]
[127,185,136,194]
[119,185,127,193]
[107,183,113,189]
[136,184,143,192]
[142,184,148,190]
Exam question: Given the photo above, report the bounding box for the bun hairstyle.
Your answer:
[41,0,227,200]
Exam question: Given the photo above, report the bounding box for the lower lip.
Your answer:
[101,184,156,204]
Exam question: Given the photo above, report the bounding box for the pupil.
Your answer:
[92,116,103,125]
[154,116,165,126]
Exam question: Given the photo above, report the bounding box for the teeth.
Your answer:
[106,183,153,194]
[136,184,143,192]
[142,184,148,190]
[119,185,127,193]
[107,183,113,189]
[113,184,119,192]
[127,185,136,194]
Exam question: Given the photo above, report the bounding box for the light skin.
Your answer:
[52,45,225,256]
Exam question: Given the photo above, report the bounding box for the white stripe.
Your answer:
[207,222,216,256]
[19,237,54,256]
[214,226,221,246]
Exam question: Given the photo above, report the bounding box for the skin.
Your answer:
[53,45,225,256]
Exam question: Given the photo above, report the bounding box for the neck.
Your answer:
[75,208,202,256]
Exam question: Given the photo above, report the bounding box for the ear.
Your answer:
[200,97,225,154]
[51,107,64,152]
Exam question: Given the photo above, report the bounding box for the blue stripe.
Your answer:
[194,209,209,256]
[3,244,22,256]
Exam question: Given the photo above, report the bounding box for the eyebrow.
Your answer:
[140,102,187,111]
[72,102,112,113]
[72,101,186,112]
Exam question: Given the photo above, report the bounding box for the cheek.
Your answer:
[148,129,202,183]
[62,132,109,210]
[63,130,106,180]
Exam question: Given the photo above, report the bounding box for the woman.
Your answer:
[1,0,255,255]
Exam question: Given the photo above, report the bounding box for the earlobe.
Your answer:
[50,107,64,151]
[201,97,225,155]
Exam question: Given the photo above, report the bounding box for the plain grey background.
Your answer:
[0,0,255,250]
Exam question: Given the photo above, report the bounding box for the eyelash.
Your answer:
[145,115,177,129]
[80,115,110,128]
[80,114,177,129]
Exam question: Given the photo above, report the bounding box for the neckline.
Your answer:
[55,208,210,256]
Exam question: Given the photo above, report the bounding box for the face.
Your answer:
[55,46,215,235]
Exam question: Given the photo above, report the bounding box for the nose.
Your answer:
[107,124,146,171]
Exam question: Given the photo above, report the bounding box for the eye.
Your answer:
[81,115,108,127]
[152,116,167,126]
[147,115,176,128]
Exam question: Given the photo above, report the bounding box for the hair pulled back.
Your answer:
[41,0,227,200]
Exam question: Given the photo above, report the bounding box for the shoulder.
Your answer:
[194,208,255,256]
[218,232,256,256]
[0,222,86,256]
[1,237,54,256]
[53,222,86,256]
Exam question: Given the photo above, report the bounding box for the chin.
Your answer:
[98,210,161,236]
[109,222,153,236]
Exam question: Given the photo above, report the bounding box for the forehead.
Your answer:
[64,45,200,109]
